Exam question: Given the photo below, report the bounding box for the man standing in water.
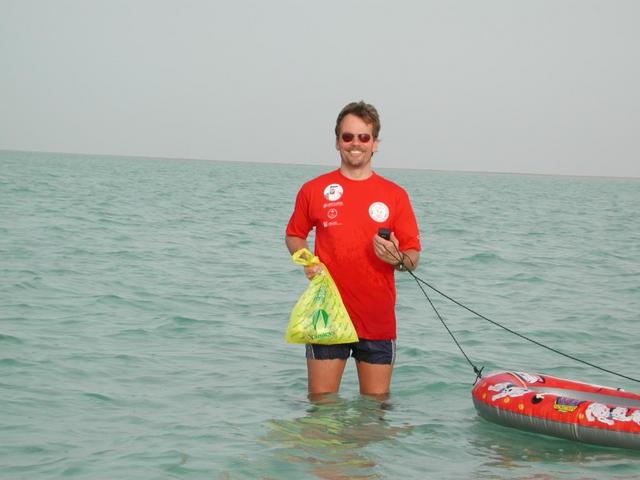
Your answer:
[285,101,421,397]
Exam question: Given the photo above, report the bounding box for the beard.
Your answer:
[339,149,372,169]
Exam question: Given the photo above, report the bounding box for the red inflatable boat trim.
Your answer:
[472,371,640,434]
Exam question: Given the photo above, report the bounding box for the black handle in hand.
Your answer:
[378,228,391,240]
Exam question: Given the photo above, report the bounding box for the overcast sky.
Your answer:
[1,0,638,177]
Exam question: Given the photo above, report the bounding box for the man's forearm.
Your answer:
[285,235,309,255]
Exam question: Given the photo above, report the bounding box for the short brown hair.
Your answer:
[334,101,381,139]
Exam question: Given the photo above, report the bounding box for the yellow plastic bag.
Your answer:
[285,248,359,345]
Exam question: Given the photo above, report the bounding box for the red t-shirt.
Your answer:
[286,169,421,340]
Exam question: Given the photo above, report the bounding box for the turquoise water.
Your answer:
[1,150,639,479]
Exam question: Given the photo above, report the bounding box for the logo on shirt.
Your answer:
[327,208,338,219]
[369,202,389,223]
[323,183,343,201]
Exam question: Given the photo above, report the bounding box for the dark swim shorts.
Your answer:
[305,339,396,365]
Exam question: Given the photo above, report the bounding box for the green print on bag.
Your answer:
[313,283,327,304]
[285,249,359,345]
[311,308,330,330]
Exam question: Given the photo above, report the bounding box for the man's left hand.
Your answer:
[372,231,403,266]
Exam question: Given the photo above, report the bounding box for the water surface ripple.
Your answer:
[1,151,639,478]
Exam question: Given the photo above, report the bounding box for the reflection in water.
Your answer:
[468,419,640,480]
[265,395,412,479]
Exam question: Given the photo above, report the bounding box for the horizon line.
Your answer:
[1,148,638,181]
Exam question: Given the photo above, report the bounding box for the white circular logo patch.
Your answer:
[369,202,389,223]
[323,183,343,201]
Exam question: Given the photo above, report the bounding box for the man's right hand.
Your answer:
[304,264,323,280]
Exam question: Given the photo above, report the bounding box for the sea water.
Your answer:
[1,151,639,479]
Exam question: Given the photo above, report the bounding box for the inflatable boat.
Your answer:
[472,371,640,450]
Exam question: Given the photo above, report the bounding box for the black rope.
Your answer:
[411,275,640,385]
[411,272,484,384]
[382,243,484,383]
[383,241,640,385]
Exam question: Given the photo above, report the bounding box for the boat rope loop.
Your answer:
[385,243,484,384]
[408,268,484,385]
[384,243,640,385]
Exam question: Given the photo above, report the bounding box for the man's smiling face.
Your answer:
[336,114,378,171]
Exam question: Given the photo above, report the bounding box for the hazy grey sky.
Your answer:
[1,0,638,177]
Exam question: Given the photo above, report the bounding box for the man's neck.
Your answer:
[340,164,373,181]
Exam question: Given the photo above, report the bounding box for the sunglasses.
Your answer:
[340,132,372,143]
